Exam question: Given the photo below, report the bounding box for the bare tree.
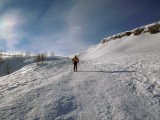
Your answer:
[36,54,41,65]
[50,51,55,58]
[26,51,30,57]
[20,51,24,58]
[6,63,10,75]
[0,50,3,65]
[35,53,46,65]
[44,52,47,59]
[41,53,45,64]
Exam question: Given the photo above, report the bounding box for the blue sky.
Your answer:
[0,0,160,56]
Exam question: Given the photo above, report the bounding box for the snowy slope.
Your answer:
[0,22,160,120]
[81,21,160,60]
[0,57,35,77]
[81,33,160,60]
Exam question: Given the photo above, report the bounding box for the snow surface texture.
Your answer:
[0,22,160,120]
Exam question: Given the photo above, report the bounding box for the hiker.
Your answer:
[72,55,79,72]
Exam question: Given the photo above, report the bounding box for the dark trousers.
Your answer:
[74,62,78,72]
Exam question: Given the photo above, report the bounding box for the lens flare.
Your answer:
[0,19,15,29]
[0,13,17,29]
[0,10,23,50]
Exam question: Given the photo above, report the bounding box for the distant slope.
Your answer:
[0,57,34,77]
[81,21,160,59]
[0,56,65,77]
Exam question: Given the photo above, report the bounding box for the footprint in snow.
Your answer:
[146,84,155,93]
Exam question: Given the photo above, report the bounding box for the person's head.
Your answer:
[74,55,78,58]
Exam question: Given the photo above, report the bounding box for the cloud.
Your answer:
[0,9,26,50]
[60,0,144,54]
[24,28,88,56]
[16,0,88,56]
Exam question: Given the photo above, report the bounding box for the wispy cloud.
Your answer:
[0,9,26,50]
[17,0,89,55]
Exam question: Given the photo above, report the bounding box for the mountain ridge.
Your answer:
[100,21,160,44]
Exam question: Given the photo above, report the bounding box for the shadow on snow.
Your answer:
[78,70,136,73]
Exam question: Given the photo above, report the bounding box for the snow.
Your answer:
[0,22,160,120]
[82,32,160,60]
[0,57,35,77]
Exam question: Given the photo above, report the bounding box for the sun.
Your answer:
[0,15,17,30]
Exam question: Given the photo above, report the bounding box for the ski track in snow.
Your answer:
[0,53,160,120]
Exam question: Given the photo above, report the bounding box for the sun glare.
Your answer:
[0,16,17,30]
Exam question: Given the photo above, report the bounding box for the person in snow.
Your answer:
[72,55,79,72]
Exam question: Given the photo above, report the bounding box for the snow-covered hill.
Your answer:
[0,57,35,77]
[81,21,160,59]
[0,21,160,120]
